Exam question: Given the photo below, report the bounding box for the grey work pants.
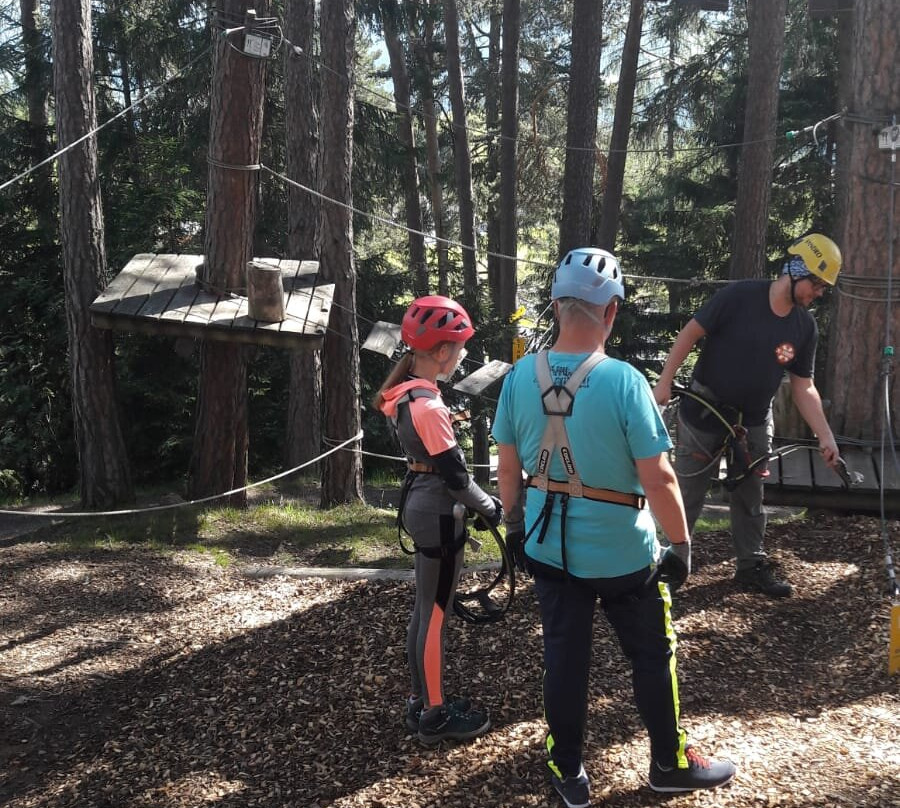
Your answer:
[674,411,773,571]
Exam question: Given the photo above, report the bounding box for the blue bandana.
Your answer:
[782,255,811,279]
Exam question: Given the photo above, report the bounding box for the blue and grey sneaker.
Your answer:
[405,695,471,732]
[417,701,490,745]
[549,762,590,808]
[649,746,736,792]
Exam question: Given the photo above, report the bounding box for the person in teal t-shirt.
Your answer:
[493,247,735,808]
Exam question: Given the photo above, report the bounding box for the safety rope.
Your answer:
[0,431,363,519]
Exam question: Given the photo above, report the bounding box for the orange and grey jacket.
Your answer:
[379,377,496,518]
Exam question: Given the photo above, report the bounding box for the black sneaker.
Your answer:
[405,695,471,732]
[649,746,736,793]
[549,762,590,808]
[734,561,792,598]
[417,701,490,745]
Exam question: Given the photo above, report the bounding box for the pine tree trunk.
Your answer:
[190,1,269,505]
[384,5,429,296]
[443,0,489,483]
[318,0,363,506]
[52,0,133,509]
[484,9,502,307]
[498,0,520,326]
[415,5,451,295]
[596,0,643,253]
[22,0,54,236]
[284,0,322,473]
[559,0,603,256]
[729,0,787,279]
[826,0,900,441]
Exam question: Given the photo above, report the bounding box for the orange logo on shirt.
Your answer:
[774,342,795,364]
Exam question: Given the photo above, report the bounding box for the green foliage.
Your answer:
[0,0,845,496]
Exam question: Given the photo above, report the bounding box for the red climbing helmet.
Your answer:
[401,295,474,351]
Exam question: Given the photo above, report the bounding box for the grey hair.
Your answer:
[555,296,614,324]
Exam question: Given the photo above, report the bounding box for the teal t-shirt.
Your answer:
[491,352,671,578]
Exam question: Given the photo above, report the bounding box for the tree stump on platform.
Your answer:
[247,261,285,322]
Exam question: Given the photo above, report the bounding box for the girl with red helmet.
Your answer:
[373,295,500,745]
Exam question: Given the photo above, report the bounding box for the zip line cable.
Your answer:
[0,44,212,194]
[261,161,734,288]
[0,430,363,520]
[284,27,846,160]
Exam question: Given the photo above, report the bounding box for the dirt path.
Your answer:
[1,512,897,808]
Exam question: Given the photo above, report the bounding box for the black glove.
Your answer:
[657,540,691,592]
[504,521,527,574]
[472,496,503,531]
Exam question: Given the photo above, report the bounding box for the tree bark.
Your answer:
[284,0,322,474]
[826,0,900,441]
[384,2,429,296]
[498,0,520,326]
[414,3,451,295]
[52,0,133,509]
[559,0,603,256]
[442,0,489,483]
[318,0,364,506]
[21,0,54,236]
[484,9,502,306]
[190,1,270,505]
[597,0,644,253]
[442,0,478,298]
[728,0,788,279]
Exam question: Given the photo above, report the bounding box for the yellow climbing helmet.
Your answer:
[787,233,842,285]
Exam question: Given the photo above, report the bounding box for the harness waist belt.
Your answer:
[526,476,646,510]
[408,461,438,474]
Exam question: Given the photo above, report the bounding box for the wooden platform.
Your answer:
[90,254,334,349]
[764,442,900,514]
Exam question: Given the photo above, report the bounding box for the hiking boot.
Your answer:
[417,701,490,745]
[649,746,736,793]
[734,561,792,598]
[405,695,471,732]
[549,762,591,808]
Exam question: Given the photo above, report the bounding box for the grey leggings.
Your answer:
[403,506,464,707]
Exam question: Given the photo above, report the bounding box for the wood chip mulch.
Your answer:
[1,513,898,807]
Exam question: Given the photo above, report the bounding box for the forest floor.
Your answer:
[0,499,898,808]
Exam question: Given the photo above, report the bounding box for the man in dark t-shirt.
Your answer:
[653,234,843,598]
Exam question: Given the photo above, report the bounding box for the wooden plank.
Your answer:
[90,253,156,312]
[875,447,900,492]
[774,444,814,489]
[293,282,333,334]
[92,254,330,349]
[111,255,179,316]
[810,447,846,490]
[158,282,204,325]
[283,259,320,291]
[841,449,879,492]
[279,259,327,335]
[203,293,243,330]
[136,255,200,318]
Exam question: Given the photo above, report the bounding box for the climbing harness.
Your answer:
[390,382,515,624]
[395,473,515,624]
[525,350,647,577]
[664,384,862,491]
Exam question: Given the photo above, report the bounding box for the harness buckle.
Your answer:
[541,385,575,417]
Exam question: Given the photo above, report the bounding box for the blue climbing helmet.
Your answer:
[551,247,626,306]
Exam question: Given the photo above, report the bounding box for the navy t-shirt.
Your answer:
[685,280,817,427]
